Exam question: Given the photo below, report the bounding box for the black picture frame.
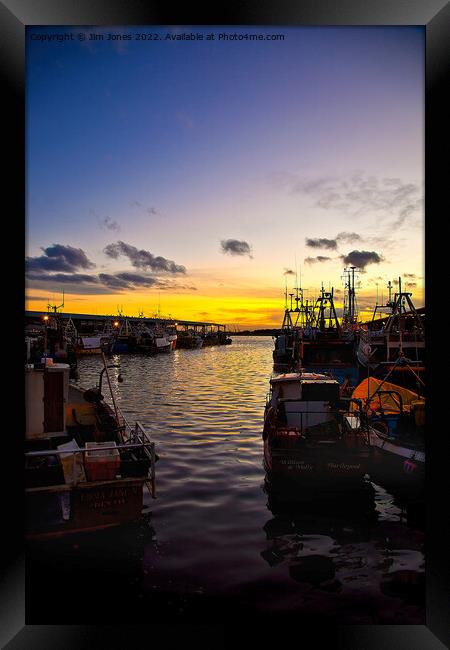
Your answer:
[3,1,449,648]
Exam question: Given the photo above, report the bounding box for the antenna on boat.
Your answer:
[387,281,393,306]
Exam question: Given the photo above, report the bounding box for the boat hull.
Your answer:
[263,432,371,488]
[156,344,172,353]
[367,428,424,492]
[75,347,102,356]
[26,477,145,540]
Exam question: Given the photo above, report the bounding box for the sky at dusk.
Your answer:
[26,26,424,328]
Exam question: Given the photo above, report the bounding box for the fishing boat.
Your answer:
[298,272,360,387]
[67,315,108,356]
[272,270,359,388]
[145,318,174,353]
[201,331,219,347]
[154,333,172,353]
[135,328,157,355]
[348,377,425,491]
[272,307,301,370]
[176,330,204,349]
[75,335,103,355]
[217,329,232,345]
[262,372,371,488]
[357,279,425,392]
[111,318,138,354]
[123,320,174,354]
[26,301,78,379]
[25,354,157,539]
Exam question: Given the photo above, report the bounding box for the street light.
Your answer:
[43,315,49,358]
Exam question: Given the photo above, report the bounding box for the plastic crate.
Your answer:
[84,441,120,481]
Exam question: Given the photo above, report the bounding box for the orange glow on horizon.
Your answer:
[25,281,425,330]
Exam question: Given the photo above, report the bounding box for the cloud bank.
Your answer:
[26,244,96,273]
[278,172,423,229]
[340,250,383,271]
[305,238,337,251]
[104,241,186,274]
[26,242,192,294]
[220,239,253,258]
[304,256,332,265]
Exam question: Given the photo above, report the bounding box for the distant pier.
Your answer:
[25,311,228,335]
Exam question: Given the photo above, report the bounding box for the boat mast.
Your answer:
[281,274,294,330]
[312,284,341,334]
[384,277,424,336]
[342,266,358,328]
[371,280,395,325]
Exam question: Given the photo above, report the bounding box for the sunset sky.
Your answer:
[26,26,424,328]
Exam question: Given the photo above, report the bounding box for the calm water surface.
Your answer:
[29,337,425,624]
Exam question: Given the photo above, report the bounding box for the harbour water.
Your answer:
[27,337,425,624]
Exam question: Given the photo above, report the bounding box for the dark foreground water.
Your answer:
[27,337,425,624]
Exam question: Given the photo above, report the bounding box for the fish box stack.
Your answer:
[84,441,120,481]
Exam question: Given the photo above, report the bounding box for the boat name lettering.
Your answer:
[327,462,360,470]
[79,486,139,503]
[89,498,126,509]
[278,459,313,469]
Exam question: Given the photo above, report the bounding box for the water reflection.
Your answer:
[262,475,424,620]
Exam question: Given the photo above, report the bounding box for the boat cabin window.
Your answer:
[272,381,301,401]
[301,382,339,402]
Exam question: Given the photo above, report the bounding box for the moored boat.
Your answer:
[25,355,157,539]
[272,274,359,388]
[176,330,203,349]
[75,335,103,355]
[356,279,425,392]
[154,335,172,353]
[349,377,425,491]
[298,282,359,387]
[26,307,78,379]
[201,332,219,347]
[272,308,301,370]
[262,372,371,488]
[111,318,138,354]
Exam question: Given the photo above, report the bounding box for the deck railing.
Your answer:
[265,397,369,443]
[25,419,157,498]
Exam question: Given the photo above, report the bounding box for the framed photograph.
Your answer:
[4,1,448,648]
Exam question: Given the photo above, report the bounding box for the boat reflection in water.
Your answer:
[261,474,425,623]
